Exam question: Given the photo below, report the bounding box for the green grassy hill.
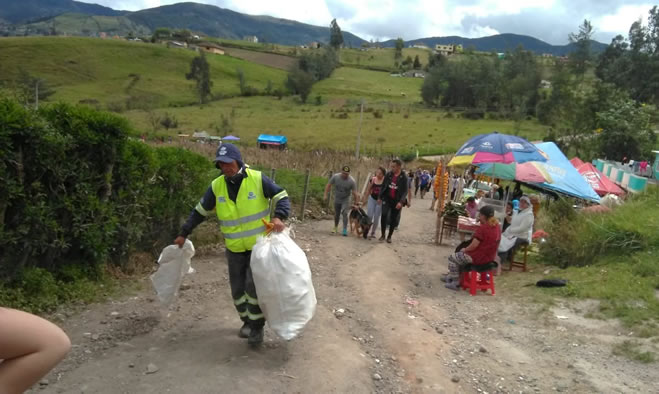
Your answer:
[0,36,547,153]
[0,37,287,108]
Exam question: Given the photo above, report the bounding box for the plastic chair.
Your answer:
[460,262,497,296]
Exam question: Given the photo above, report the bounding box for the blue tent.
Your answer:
[257,134,287,146]
[478,142,600,202]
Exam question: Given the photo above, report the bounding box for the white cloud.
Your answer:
[81,0,654,43]
[595,4,653,35]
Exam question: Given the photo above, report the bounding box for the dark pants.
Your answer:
[381,200,402,238]
[334,200,349,230]
[226,249,265,328]
[498,238,529,263]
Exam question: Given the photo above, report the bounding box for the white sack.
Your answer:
[250,229,316,340]
[151,240,195,306]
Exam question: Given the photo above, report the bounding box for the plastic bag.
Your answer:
[250,229,316,340]
[151,240,195,306]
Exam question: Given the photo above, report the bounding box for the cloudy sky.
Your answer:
[82,0,655,44]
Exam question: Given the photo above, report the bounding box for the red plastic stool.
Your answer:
[459,262,497,296]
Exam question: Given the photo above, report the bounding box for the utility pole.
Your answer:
[355,99,364,158]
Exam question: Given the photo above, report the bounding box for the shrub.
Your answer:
[539,191,659,268]
[463,108,485,120]
[373,110,383,119]
[0,99,212,291]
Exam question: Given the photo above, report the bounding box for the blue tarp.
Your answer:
[478,142,600,203]
[257,134,287,145]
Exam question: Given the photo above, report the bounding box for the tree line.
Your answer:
[420,8,659,161]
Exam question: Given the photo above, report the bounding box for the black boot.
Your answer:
[248,326,264,346]
[238,322,251,339]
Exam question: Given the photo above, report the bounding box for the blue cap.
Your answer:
[214,143,242,164]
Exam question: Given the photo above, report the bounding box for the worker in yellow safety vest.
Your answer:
[175,143,290,346]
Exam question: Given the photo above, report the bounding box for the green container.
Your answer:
[616,170,624,183]
[604,164,613,177]
[594,160,604,172]
[628,175,647,193]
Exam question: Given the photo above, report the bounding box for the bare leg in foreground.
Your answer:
[0,307,71,394]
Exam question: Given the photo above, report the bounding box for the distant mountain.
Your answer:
[381,33,607,56]
[16,13,150,37]
[1,1,366,47]
[0,1,605,55]
[125,2,365,46]
[0,0,123,24]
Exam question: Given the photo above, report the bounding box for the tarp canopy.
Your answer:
[576,162,626,197]
[477,142,601,202]
[569,157,585,168]
[531,142,600,202]
[222,135,240,141]
[257,134,287,145]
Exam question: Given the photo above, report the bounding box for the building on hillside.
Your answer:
[99,32,107,39]
[243,35,259,43]
[197,42,225,55]
[540,80,552,89]
[411,44,429,49]
[497,52,505,59]
[403,70,427,78]
[309,41,321,49]
[167,41,187,48]
[434,44,463,56]
[542,53,553,58]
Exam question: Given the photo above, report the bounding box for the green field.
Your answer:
[0,37,287,108]
[0,36,547,153]
[313,67,424,102]
[339,47,431,70]
[121,95,545,153]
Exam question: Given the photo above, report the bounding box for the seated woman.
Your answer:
[465,197,478,219]
[445,205,501,290]
[498,196,534,263]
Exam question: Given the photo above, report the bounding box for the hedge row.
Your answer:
[0,99,213,280]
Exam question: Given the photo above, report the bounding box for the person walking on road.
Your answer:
[378,159,408,243]
[363,167,386,239]
[325,166,360,236]
[175,143,290,346]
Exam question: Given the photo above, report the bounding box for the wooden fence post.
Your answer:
[301,169,311,220]
[434,160,446,245]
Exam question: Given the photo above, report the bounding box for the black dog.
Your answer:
[349,207,372,239]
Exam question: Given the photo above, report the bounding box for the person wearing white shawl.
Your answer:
[498,196,534,262]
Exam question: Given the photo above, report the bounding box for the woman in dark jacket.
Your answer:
[378,159,408,243]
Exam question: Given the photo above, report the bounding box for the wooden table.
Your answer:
[457,216,479,241]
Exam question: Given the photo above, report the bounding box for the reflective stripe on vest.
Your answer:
[212,169,270,253]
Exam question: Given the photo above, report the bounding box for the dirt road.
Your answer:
[36,198,658,393]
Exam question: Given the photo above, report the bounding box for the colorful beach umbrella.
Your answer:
[475,161,553,184]
[448,132,547,167]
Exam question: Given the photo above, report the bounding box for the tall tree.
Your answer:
[394,38,404,60]
[186,53,212,104]
[597,98,657,160]
[568,19,593,78]
[329,19,344,50]
[413,55,421,69]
